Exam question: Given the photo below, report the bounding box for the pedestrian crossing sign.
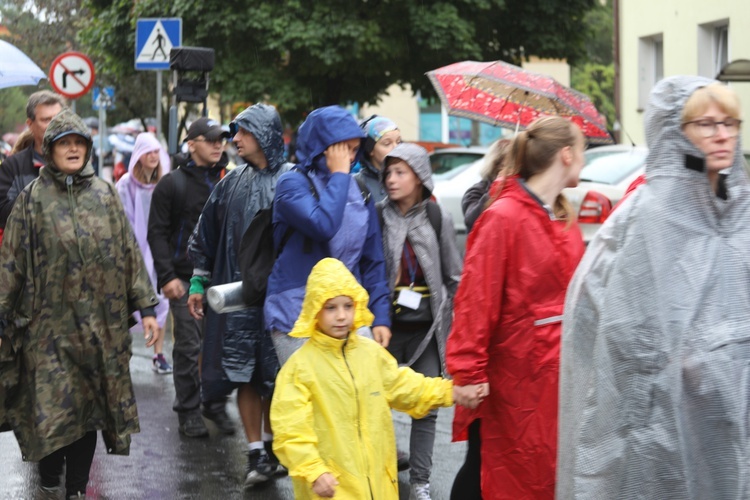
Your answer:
[135,18,182,70]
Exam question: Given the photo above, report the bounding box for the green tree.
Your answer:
[81,0,596,124]
[570,0,615,128]
[0,86,27,133]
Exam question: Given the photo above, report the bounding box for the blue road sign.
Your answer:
[135,18,182,70]
[92,86,115,110]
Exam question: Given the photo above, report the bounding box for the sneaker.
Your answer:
[244,449,273,487]
[397,449,410,471]
[152,354,173,374]
[264,440,288,476]
[409,482,432,500]
[201,407,235,435]
[178,413,209,438]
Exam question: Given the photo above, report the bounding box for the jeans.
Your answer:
[38,432,97,497]
[387,325,441,485]
[171,280,204,419]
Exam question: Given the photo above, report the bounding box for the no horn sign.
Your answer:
[49,52,95,100]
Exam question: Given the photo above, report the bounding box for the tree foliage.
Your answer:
[80,0,596,124]
[570,0,615,128]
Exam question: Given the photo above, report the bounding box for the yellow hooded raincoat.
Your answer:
[271,258,453,499]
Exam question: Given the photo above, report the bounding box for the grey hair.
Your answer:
[26,90,66,120]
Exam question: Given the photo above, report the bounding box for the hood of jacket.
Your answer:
[289,258,374,338]
[295,106,365,174]
[384,142,434,197]
[42,109,94,175]
[128,132,171,178]
[644,75,746,187]
[230,103,287,172]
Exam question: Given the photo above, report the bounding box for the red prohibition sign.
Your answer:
[49,52,96,100]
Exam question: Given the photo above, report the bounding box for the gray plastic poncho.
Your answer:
[557,75,750,499]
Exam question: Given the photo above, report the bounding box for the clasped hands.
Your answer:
[453,382,489,409]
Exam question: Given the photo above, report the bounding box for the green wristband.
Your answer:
[189,276,208,295]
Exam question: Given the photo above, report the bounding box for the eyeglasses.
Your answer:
[683,118,742,138]
[193,138,225,145]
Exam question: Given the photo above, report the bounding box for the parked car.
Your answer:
[432,144,648,243]
[429,146,488,179]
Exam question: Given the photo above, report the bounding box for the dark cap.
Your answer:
[186,117,230,141]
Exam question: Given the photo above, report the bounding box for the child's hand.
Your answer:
[324,142,352,174]
[312,472,338,497]
[453,383,489,409]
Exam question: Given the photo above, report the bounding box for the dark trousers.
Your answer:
[450,419,482,500]
[171,280,204,419]
[38,431,97,497]
[387,325,441,485]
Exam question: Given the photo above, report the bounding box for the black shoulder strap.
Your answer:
[170,168,186,228]
[426,201,442,241]
[354,174,371,204]
[376,203,384,230]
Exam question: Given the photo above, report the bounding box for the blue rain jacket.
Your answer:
[264,106,391,334]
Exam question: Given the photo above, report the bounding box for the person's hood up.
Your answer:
[289,258,374,339]
[644,75,745,188]
[128,132,170,176]
[295,106,365,173]
[42,109,93,172]
[229,103,286,172]
[383,142,434,197]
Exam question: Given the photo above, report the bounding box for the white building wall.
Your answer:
[620,0,750,146]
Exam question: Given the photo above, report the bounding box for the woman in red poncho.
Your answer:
[447,116,586,500]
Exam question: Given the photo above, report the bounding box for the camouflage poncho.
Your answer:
[0,110,157,461]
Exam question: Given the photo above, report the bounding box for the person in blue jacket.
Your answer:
[187,104,292,488]
[265,106,392,364]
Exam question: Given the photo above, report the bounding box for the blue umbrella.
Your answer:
[0,40,46,89]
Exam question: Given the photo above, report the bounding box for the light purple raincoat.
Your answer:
[116,133,170,328]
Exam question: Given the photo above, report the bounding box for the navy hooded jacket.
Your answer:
[188,103,291,399]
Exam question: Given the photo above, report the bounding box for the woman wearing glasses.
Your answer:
[558,77,748,499]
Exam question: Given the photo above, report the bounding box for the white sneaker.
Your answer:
[409,482,432,500]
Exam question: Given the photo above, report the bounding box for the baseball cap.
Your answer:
[186,117,230,141]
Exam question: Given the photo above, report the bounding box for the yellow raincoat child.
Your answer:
[271,258,453,499]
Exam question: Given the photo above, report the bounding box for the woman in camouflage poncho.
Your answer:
[0,110,160,499]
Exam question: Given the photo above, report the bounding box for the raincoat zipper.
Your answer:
[66,175,86,264]
[342,340,375,500]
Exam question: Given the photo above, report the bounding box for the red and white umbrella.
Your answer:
[426,60,613,144]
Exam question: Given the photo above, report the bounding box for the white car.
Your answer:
[432,144,648,243]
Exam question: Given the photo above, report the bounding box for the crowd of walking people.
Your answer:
[0,73,747,500]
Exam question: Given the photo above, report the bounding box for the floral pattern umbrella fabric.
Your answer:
[426,60,613,144]
[0,40,47,89]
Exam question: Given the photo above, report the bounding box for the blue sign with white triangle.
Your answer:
[135,18,182,70]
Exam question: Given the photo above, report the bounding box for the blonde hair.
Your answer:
[481,139,510,182]
[682,83,741,123]
[133,155,163,184]
[10,129,34,155]
[499,116,582,223]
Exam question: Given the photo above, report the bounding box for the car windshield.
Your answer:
[579,149,647,185]
[430,152,483,177]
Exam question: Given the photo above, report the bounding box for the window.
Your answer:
[698,20,730,78]
[638,34,664,111]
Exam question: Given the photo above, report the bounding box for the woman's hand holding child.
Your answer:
[453,383,489,409]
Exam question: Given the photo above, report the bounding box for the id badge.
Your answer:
[397,288,422,310]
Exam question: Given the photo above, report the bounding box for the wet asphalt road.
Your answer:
[0,334,466,499]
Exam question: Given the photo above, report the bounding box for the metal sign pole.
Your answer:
[156,71,162,139]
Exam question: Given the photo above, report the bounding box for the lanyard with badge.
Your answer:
[396,244,423,310]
